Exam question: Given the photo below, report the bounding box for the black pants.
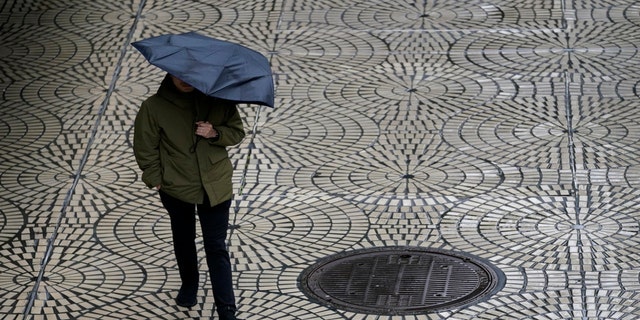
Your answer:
[159,191,236,309]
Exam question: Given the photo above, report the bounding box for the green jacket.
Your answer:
[133,76,246,206]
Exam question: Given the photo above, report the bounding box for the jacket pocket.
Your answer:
[162,157,198,188]
[203,155,234,205]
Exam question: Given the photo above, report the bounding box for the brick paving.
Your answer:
[1,0,640,319]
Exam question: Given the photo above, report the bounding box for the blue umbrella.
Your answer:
[132,32,274,108]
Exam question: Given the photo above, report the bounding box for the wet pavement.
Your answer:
[1,0,640,319]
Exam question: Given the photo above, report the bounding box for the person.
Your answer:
[133,74,245,320]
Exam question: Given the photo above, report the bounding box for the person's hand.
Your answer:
[195,121,218,139]
[156,185,161,190]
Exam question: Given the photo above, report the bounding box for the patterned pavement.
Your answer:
[1,0,640,319]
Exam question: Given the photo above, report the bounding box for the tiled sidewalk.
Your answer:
[1,0,640,319]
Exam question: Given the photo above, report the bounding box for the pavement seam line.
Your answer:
[22,1,147,318]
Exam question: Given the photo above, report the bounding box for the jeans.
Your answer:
[159,191,236,309]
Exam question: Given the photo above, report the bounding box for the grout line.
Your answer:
[231,103,264,237]
[236,105,263,198]
[562,1,590,319]
[563,71,579,196]
[232,0,286,229]
[21,1,147,318]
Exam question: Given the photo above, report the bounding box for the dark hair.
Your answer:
[159,73,202,96]
[159,73,180,93]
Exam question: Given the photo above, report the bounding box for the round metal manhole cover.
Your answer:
[299,247,505,315]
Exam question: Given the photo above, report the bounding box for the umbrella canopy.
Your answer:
[132,32,274,108]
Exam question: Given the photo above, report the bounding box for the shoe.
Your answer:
[175,286,197,308]
[218,305,237,320]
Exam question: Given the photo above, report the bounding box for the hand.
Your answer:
[195,121,218,139]
[156,185,161,190]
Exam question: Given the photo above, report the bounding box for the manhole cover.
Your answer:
[299,247,505,315]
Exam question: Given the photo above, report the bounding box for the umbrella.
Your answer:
[132,32,274,108]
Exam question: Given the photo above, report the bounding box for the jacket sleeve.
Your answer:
[133,101,163,188]
[208,104,246,147]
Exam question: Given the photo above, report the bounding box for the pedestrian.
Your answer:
[133,73,245,320]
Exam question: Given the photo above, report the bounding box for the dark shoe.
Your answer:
[175,286,197,308]
[218,305,237,320]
